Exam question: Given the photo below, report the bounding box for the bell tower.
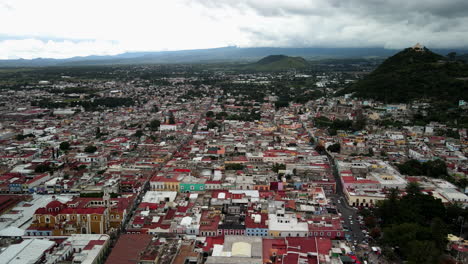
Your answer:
[103,187,110,207]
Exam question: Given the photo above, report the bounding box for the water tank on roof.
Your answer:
[254,214,261,224]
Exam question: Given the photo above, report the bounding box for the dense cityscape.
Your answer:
[0,43,467,264]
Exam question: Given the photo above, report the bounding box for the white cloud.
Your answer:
[0,0,467,59]
[0,39,124,59]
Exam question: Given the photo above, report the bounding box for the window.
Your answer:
[116,215,120,219]
[337,232,341,237]
[94,216,98,220]
[327,232,331,236]
[190,186,195,190]
[320,232,324,236]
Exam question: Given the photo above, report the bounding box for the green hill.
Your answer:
[457,54,468,62]
[343,46,468,104]
[243,55,308,71]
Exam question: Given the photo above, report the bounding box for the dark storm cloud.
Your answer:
[190,0,468,49]
[333,0,468,19]
[194,0,468,19]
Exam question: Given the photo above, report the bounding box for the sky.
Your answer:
[1,0,468,59]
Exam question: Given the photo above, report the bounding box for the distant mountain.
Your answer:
[243,55,308,71]
[342,45,468,104]
[1,46,468,67]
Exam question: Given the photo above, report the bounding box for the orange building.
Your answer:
[27,191,133,236]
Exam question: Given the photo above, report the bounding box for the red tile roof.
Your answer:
[105,234,152,264]
[83,239,106,250]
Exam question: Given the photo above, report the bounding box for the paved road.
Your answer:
[330,195,366,243]
[327,153,367,244]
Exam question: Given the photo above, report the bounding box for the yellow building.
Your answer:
[27,192,131,236]
[150,176,180,191]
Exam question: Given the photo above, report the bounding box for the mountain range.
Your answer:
[2,46,468,67]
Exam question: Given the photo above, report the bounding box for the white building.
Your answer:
[0,239,55,264]
[268,209,309,237]
[160,124,177,131]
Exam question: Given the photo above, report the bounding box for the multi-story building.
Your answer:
[27,190,132,236]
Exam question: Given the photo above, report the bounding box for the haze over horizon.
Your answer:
[1,0,468,60]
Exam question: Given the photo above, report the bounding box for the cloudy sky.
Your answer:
[1,0,468,59]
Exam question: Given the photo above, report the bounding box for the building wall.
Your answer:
[246,228,268,236]
[30,211,114,235]
[180,183,205,192]
[269,231,308,237]
[344,191,386,207]
[308,230,343,239]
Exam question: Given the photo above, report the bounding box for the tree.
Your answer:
[447,52,457,61]
[59,141,70,151]
[84,145,97,153]
[225,163,244,170]
[406,240,439,264]
[314,145,325,154]
[327,143,341,153]
[207,121,219,129]
[272,163,286,173]
[149,119,161,131]
[309,137,315,144]
[15,134,35,141]
[35,163,52,173]
[370,227,381,239]
[15,134,26,140]
[424,159,448,178]
[430,217,448,251]
[134,130,144,138]
[206,111,214,118]
[382,247,398,261]
[406,182,422,196]
[364,216,377,228]
[216,111,228,120]
[352,113,367,131]
[95,127,101,139]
